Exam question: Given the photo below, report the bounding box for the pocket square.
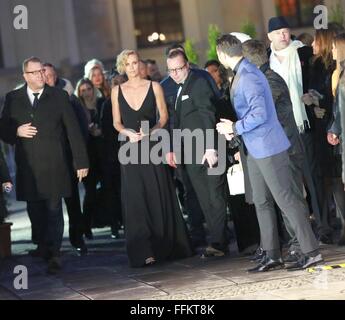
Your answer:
[182,95,189,101]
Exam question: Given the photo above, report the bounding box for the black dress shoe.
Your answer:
[286,254,323,271]
[247,256,284,273]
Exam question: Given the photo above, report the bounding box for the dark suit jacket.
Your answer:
[174,70,217,161]
[0,84,89,201]
[260,63,304,157]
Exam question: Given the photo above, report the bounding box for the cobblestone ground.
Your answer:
[1,201,345,300]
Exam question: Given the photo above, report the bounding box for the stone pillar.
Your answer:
[63,0,80,66]
[115,0,136,50]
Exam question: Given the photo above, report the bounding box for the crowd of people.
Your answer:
[1,15,345,275]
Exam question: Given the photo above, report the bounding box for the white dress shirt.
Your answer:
[27,86,44,106]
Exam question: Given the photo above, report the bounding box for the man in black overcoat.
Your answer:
[0,57,89,274]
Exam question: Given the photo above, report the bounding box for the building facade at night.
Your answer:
[0,0,342,95]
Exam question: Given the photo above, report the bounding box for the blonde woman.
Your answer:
[84,59,111,99]
[112,50,192,267]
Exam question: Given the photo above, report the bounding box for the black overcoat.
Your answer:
[0,84,89,201]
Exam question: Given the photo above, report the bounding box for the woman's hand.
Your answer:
[127,131,143,143]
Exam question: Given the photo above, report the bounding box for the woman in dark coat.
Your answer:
[328,32,345,245]
[304,28,337,243]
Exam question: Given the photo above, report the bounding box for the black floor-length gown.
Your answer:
[118,82,193,267]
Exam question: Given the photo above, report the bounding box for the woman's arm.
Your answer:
[151,82,168,134]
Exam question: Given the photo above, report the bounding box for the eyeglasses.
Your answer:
[167,64,186,75]
[25,69,45,76]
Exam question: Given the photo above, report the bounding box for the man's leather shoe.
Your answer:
[286,254,323,271]
[247,256,284,273]
[47,257,62,275]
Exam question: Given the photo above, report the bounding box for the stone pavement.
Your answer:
[1,201,345,300]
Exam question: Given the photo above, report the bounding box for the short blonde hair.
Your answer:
[116,50,138,75]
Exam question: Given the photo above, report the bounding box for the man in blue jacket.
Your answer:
[216,34,322,271]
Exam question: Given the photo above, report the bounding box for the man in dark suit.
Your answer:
[0,57,89,274]
[161,44,221,248]
[165,50,229,257]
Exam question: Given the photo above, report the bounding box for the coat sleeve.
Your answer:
[235,72,268,135]
[192,77,217,149]
[0,147,11,183]
[60,91,89,170]
[0,93,19,145]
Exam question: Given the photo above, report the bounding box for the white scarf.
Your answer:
[270,40,310,133]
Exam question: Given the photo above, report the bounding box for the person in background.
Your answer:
[75,78,105,240]
[44,62,88,255]
[297,33,314,47]
[146,59,163,82]
[0,146,12,224]
[84,59,111,99]
[327,32,345,246]
[302,27,338,244]
[267,16,322,242]
[138,60,150,80]
[43,63,74,96]
[100,71,125,239]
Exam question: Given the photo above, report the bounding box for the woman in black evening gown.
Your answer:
[111,50,193,267]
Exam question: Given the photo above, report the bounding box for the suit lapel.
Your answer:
[175,71,194,117]
[18,84,34,111]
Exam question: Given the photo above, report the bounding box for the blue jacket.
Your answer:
[232,59,290,159]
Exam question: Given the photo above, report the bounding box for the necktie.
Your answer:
[32,93,39,109]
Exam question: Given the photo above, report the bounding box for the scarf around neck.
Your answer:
[271,40,310,133]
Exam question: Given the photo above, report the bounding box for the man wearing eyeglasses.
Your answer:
[0,56,89,274]
[161,44,221,250]
[165,50,229,258]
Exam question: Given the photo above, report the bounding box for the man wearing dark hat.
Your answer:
[267,16,323,247]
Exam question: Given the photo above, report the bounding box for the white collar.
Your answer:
[27,86,44,98]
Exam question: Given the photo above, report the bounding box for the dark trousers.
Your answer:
[279,152,307,252]
[83,166,101,230]
[27,198,64,257]
[175,166,206,242]
[300,132,325,235]
[64,176,85,248]
[247,151,319,258]
[184,163,228,249]
[102,162,123,230]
